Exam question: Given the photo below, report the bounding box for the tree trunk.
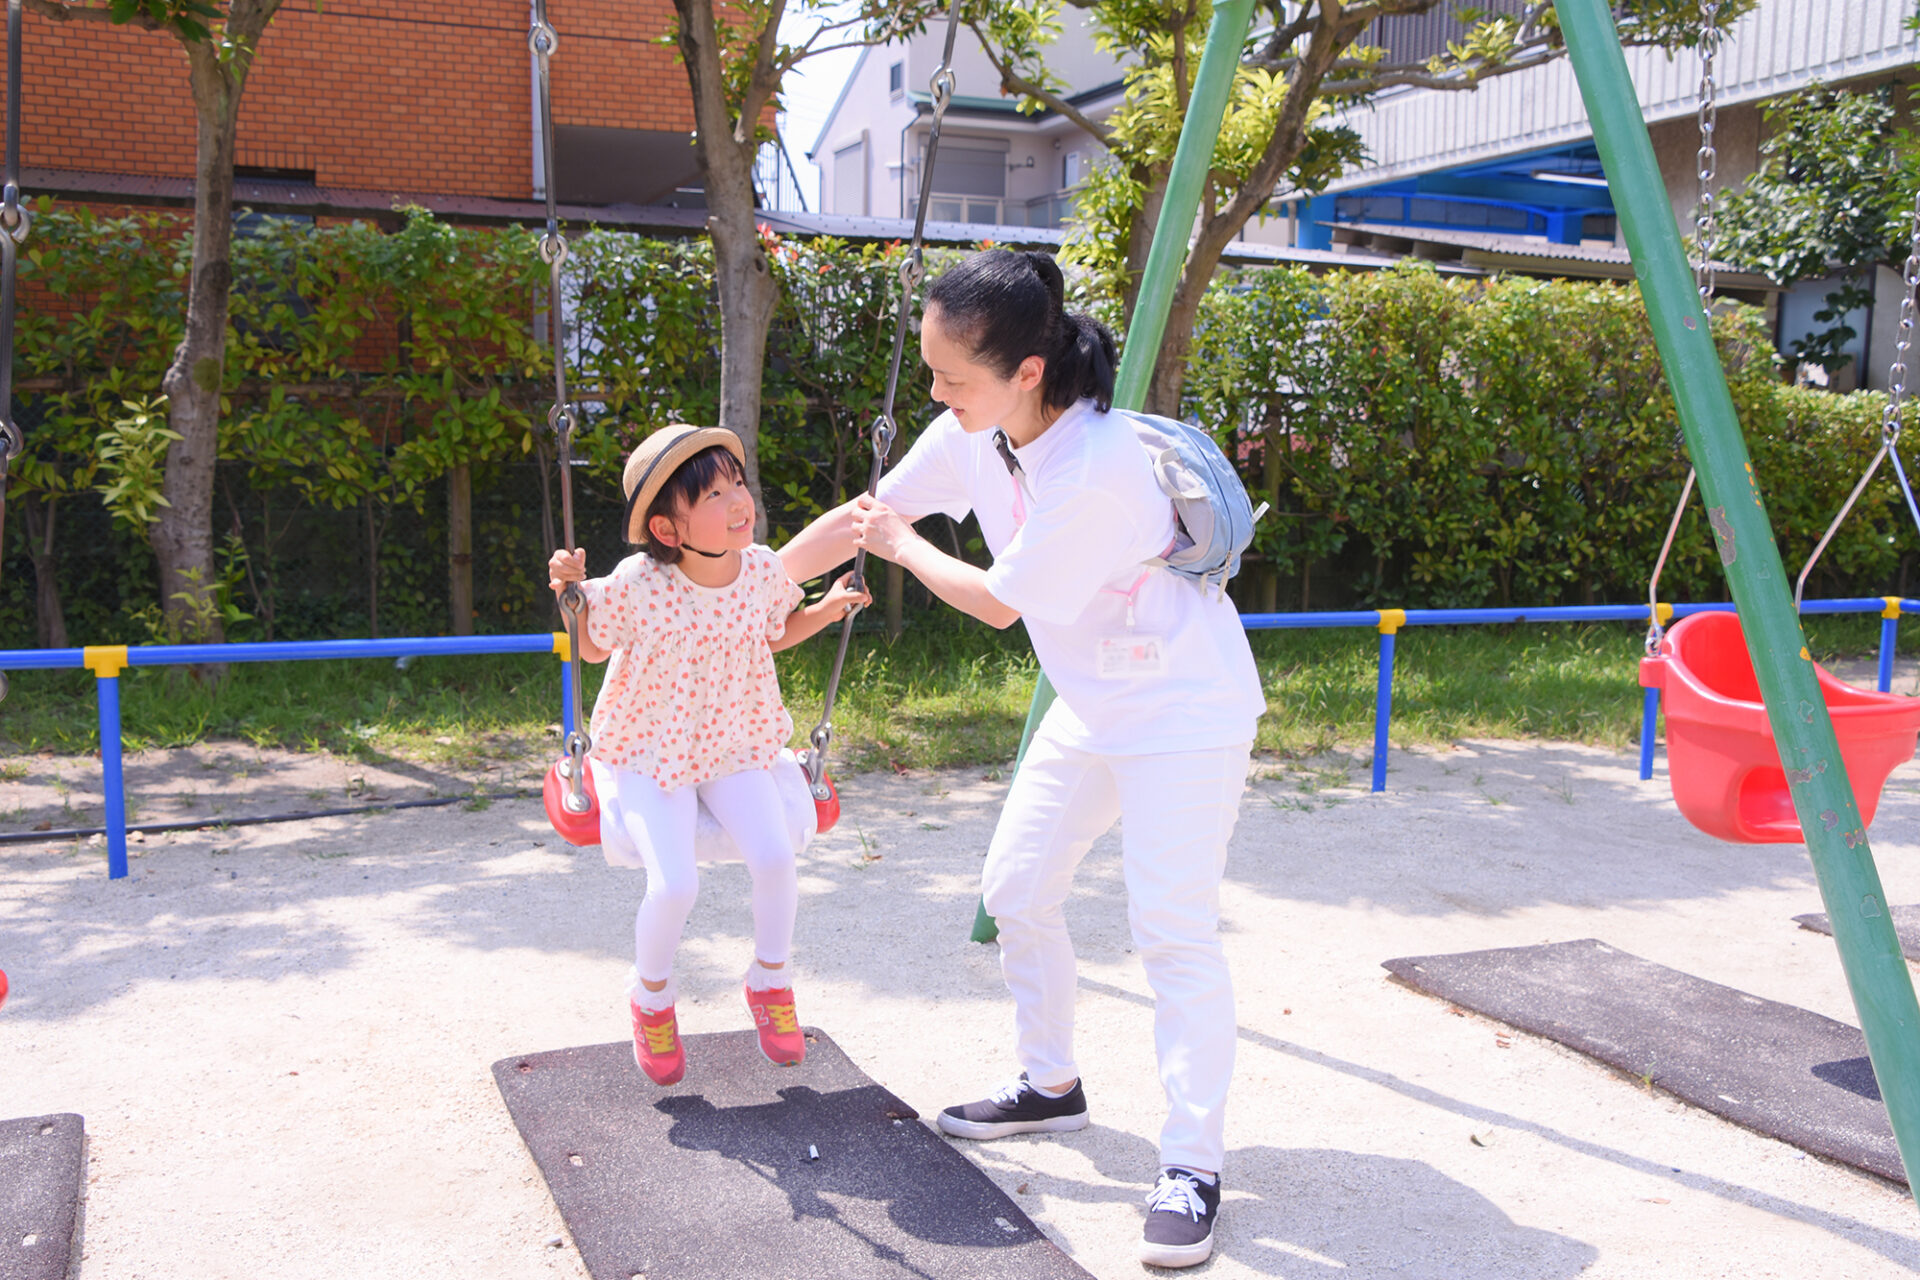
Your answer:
[365,496,382,639]
[673,0,781,539]
[151,5,281,642]
[1142,15,1348,414]
[448,463,474,635]
[21,494,66,649]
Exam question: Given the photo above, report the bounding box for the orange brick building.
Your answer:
[13,0,703,216]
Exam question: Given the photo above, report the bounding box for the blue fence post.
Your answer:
[1639,686,1661,781]
[1880,598,1901,694]
[1638,600,1673,781]
[1372,610,1405,793]
[554,632,576,737]
[85,646,131,880]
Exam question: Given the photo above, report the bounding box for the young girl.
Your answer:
[781,250,1263,1269]
[547,423,868,1087]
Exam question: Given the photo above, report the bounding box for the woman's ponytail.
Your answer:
[1051,312,1119,414]
[926,249,1119,415]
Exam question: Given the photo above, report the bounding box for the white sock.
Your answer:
[1167,1167,1217,1186]
[745,959,792,992]
[1032,1078,1076,1098]
[630,973,676,1012]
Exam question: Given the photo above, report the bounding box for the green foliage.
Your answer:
[2,204,938,645]
[1180,262,1911,609]
[106,0,226,43]
[95,396,180,531]
[1716,84,1917,375]
[6,203,1912,652]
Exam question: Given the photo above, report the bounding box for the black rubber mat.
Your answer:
[0,1113,85,1280]
[1794,905,1920,963]
[493,1028,1092,1280]
[1382,939,1903,1184]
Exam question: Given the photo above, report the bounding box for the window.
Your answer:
[1062,150,1087,188]
[928,145,1007,198]
[889,61,904,99]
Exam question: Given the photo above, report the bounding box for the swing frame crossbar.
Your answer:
[6,593,1909,879]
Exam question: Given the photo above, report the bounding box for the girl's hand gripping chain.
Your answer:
[548,547,609,662]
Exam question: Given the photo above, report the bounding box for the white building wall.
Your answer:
[812,17,1125,221]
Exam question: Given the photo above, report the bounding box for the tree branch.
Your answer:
[737,0,789,143]
[1321,47,1561,96]
[965,19,1113,145]
[22,0,161,27]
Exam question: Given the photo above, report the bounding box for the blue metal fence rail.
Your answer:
[1,633,575,879]
[2,596,1913,879]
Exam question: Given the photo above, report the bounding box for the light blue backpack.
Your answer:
[1118,409,1269,599]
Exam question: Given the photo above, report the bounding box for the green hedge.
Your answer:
[1,206,1909,647]
[1183,263,1910,609]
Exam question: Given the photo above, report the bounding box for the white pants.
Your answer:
[982,714,1251,1173]
[605,765,799,985]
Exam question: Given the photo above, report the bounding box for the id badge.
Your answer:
[1096,634,1167,679]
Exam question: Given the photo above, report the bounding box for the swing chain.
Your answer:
[1646,1,1725,655]
[1795,187,1920,609]
[529,0,593,810]
[1693,0,1720,306]
[1884,186,1920,446]
[797,0,964,794]
[0,0,27,708]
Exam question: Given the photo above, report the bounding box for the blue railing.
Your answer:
[1,634,575,879]
[3,596,1914,879]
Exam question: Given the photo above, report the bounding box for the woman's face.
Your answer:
[921,305,1043,435]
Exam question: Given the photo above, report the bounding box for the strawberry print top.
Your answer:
[578,544,805,790]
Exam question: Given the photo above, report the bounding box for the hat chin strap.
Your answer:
[682,543,728,559]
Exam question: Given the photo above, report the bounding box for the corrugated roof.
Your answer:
[1328,221,1779,290]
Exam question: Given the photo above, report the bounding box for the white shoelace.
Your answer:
[989,1077,1033,1106]
[1145,1172,1208,1221]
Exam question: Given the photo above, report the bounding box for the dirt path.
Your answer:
[3,740,1919,1278]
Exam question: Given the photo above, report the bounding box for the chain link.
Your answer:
[0,0,26,705]
[1646,1,1722,653]
[1693,0,1720,306]
[529,0,594,799]
[1884,188,1920,446]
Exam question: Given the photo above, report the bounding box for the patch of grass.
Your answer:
[0,613,1903,769]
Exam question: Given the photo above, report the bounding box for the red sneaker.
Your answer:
[630,1001,686,1086]
[743,983,805,1066]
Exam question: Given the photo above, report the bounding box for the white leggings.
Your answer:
[604,765,799,986]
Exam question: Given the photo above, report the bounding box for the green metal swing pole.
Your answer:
[972,0,1258,944]
[1555,0,1920,1194]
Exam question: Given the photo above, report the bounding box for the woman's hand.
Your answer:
[818,570,874,618]
[548,547,586,594]
[849,493,920,563]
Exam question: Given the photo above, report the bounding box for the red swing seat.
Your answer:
[542,752,839,848]
[1640,610,1920,843]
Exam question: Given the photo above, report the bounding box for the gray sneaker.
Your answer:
[1138,1167,1221,1268]
[936,1073,1090,1139]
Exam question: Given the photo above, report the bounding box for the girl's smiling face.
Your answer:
[651,468,755,556]
[921,304,1046,438]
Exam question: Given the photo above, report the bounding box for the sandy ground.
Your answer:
[5,735,1920,1280]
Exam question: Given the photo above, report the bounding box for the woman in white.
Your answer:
[780,249,1263,1269]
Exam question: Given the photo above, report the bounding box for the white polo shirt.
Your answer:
[879,399,1264,755]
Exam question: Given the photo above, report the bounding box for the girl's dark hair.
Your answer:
[924,249,1118,414]
[632,444,746,564]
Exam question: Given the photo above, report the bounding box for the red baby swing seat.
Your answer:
[1641,609,1920,843]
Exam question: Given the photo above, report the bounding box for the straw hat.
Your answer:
[620,424,745,543]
